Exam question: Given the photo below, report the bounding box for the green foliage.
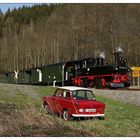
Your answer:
[0,9,4,37]
[0,17,3,37]
[4,4,61,25]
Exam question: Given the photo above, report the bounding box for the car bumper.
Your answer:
[72,114,105,117]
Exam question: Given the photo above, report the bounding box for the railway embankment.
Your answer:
[93,87,140,107]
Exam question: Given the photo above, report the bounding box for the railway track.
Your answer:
[120,88,140,91]
[96,87,140,91]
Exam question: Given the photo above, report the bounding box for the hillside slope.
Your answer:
[0,4,140,72]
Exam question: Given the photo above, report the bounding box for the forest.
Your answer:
[0,3,140,72]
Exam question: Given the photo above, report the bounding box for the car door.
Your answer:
[56,90,74,115]
[52,89,64,113]
[54,89,64,113]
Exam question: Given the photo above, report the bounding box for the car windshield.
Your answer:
[72,90,95,100]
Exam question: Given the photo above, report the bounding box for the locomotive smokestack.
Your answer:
[114,47,123,65]
[96,52,105,66]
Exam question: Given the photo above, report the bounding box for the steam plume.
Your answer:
[99,51,105,58]
[116,47,123,52]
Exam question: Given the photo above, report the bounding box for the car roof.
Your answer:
[58,86,92,91]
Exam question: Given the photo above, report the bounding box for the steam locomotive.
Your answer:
[64,49,130,89]
[0,49,130,89]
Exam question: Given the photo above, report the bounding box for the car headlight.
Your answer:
[79,109,84,112]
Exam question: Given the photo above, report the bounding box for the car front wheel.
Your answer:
[62,110,72,121]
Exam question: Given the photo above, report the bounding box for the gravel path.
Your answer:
[93,88,140,107]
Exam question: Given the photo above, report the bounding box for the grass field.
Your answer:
[0,84,140,136]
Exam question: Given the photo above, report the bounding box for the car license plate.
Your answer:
[85,109,96,112]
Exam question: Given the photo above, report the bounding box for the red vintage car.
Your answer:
[43,86,105,120]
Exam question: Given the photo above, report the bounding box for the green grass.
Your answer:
[35,86,56,97]
[77,96,140,136]
[0,85,140,136]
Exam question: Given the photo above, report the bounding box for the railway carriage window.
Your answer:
[78,64,81,69]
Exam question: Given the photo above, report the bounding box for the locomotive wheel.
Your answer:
[96,79,102,89]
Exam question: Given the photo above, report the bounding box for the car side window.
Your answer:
[86,91,95,100]
[76,90,86,100]
[72,91,78,100]
[65,91,71,99]
[63,90,71,99]
[54,89,63,97]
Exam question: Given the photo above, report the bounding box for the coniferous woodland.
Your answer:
[0,4,140,72]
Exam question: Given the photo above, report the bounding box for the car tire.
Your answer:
[98,116,105,120]
[62,110,72,121]
[44,104,50,114]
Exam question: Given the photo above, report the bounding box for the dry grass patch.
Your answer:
[0,104,94,137]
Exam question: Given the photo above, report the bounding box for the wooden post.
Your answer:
[133,77,135,86]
